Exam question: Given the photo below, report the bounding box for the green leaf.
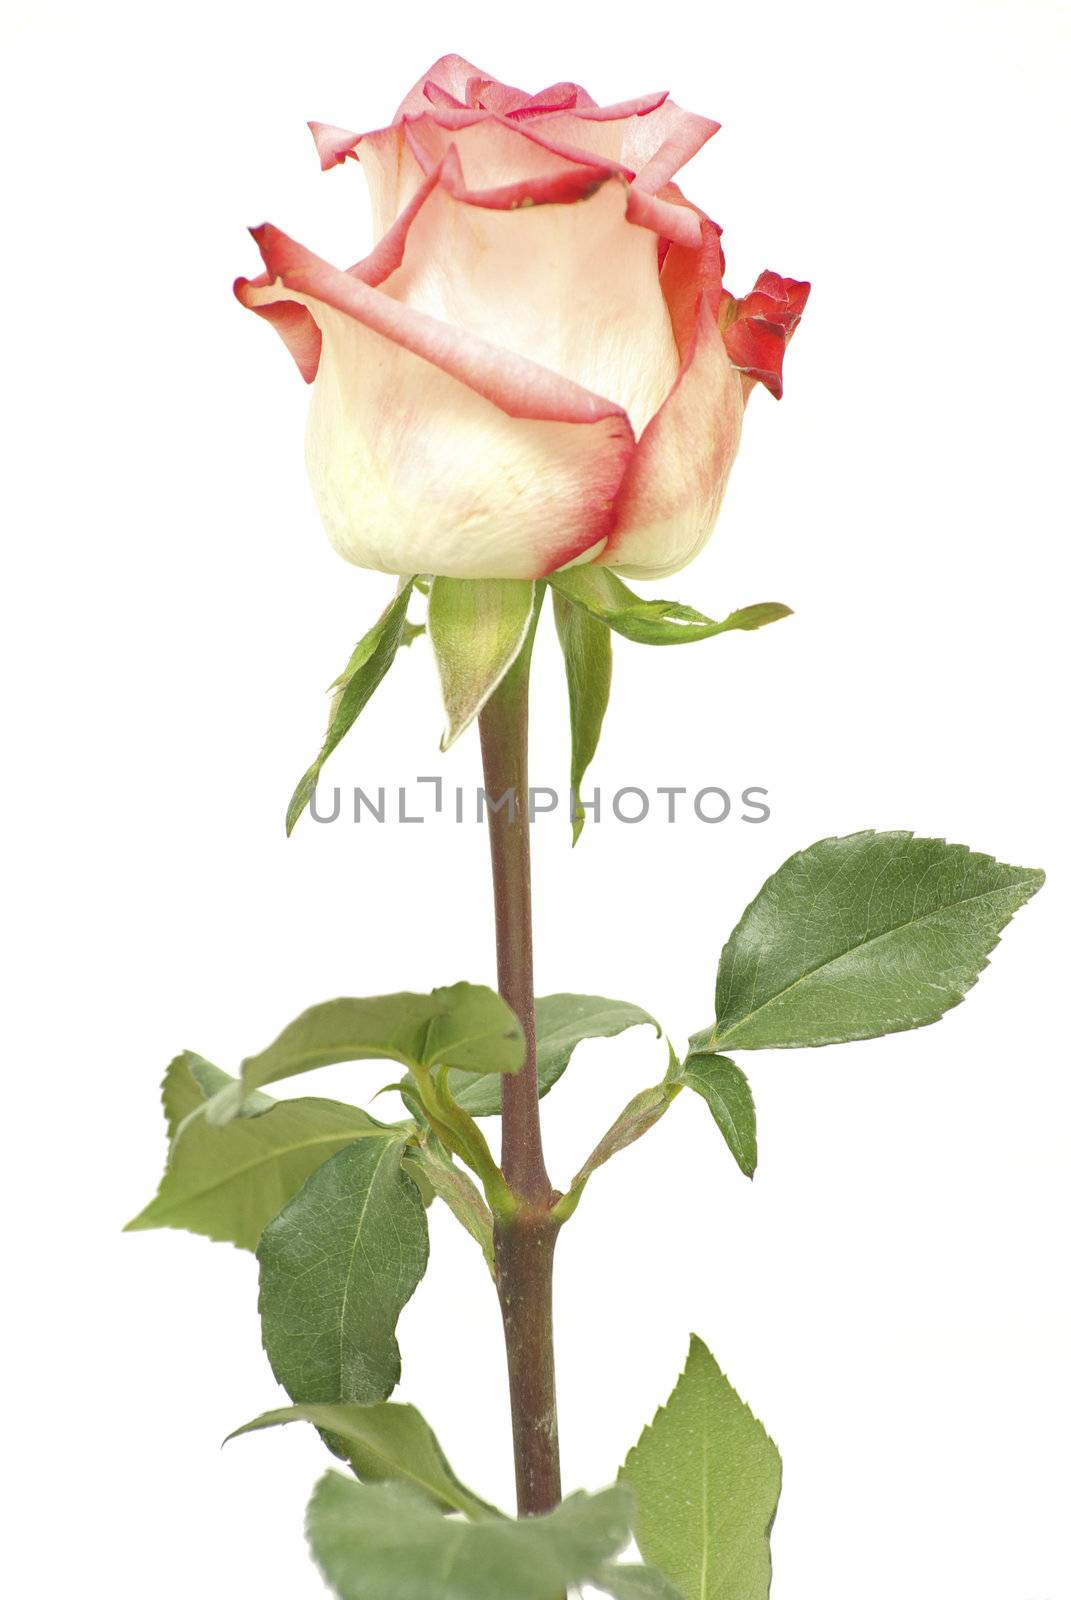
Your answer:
[158,1051,276,1141]
[595,1567,687,1600]
[673,1051,757,1178]
[218,984,523,1118]
[184,1054,273,1116]
[258,1138,429,1405]
[160,1050,217,1138]
[553,588,612,844]
[621,1336,781,1600]
[549,568,791,647]
[428,577,536,748]
[306,1474,631,1600]
[713,831,1045,1051]
[287,581,415,834]
[451,994,660,1118]
[403,1142,495,1274]
[227,1401,501,1520]
[566,1083,678,1202]
[127,1070,394,1250]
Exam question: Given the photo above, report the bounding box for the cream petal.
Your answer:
[380,156,680,436]
[602,296,744,579]
[305,307,631,577]
[239,229,635,580]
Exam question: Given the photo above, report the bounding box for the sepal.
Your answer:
[550,566,791,646]
[288,580,417,833]
[428,577,537,747]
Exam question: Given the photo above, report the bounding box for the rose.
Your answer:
[236,55,808,581]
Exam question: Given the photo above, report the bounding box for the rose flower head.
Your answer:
[236,55,809,581]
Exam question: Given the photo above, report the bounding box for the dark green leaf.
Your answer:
[127,1066,394,1250]
[621,1336,781,1600]
[674,1051,757,1178]
[451,994,660,1118]
[549,568,791,647]
[227,1401,500,1520]
[258,1138,428,1404]
[287,581,415,834]
[553,588,612,844]
[714,831,1045,1051]
[306,1474,631,1600]
[213,985,523,1120]
[428,577,536,748]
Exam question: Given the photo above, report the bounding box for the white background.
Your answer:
[3,0,1068,1594]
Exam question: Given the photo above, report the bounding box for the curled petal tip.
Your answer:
[308,120,362,170]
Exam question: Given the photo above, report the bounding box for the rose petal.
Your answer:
[232,278,321,382]
[402,112,632,195]
[520,98,719,248]
[394,53,488,119]
[624,103,720,194]
[319,66,717,249]
[505,82,584,120]
[464,76,531,115]
[378,147,679,435]
[316,110,626,244]
[421,80,468,112]
[570,90,670,122]
[599,223,743,578]
[308,121,363,172]
[721,271,811,398]
[236,224,635,578]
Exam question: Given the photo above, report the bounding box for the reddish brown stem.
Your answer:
[479,605,562,1517]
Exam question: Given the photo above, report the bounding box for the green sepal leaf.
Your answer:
[217,984,524,1119]
[595,1566,687,1600]
[428,577,536,748]
[553,587,612,843]
[227,1401,501,1521]
[713,831,1045,1051]
[549,567,791,647]
[287,581,415,834]
[621,1335,781,1600]
[126,1057,396,1251]
[403,1141,495,1274]
[306,1473,632,1600]
[258,1137,429,1405]
[673,1049,757,1178]
[450,994,660,1118]
[561,1082,679,1217]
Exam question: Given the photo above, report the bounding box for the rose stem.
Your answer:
[478,600,563,1519]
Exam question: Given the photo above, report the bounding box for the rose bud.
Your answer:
[236,55,808,582]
